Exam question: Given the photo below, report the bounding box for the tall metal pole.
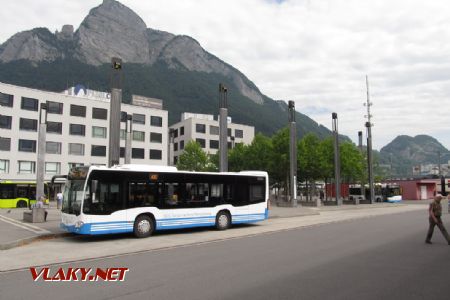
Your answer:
[168,128,175,166]
[358,131,363,152]
[438,151,441,176]
[357,131,363,204]
[36,102,47,203]
[288,101,298,207]
[109,57,122,167]
[365,75,375,204]
[125,114,132,164]
[332,113,341,205]
[219,83,228,172]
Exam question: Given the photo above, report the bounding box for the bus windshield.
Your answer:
[62,179,85,215]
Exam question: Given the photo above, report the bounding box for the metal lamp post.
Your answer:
[288,101,298,207]
[332,113,341,205]
[36,102,47,203]
[219,83,228,172]
[108,57,122,167]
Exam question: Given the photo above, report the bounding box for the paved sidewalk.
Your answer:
[0,203,66,250]
[0,201,429,251]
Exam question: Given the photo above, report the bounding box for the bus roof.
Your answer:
[86,164,267,177]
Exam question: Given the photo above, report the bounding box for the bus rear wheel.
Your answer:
[133,215,154,238]
[16,200,27,208]
[215,211,231,231]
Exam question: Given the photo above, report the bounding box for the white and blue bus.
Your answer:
[61,165,269,238]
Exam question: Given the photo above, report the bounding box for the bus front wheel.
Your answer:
[16,200,27,208]
[133,215,154,238]
[215,211,231,231]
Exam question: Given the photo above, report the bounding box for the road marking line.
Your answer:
[0,215,51,234]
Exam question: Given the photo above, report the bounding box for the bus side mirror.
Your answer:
[91,180,99,202]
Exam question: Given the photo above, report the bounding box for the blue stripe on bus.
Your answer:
[61,212,269,235]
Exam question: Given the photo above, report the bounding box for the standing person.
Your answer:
[425,194,450,245]
[56,192,63,209]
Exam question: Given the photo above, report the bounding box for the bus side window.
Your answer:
[0,185,14,199]
[29,186,36,200]
[16,185,28,198]
[249,184,264,203]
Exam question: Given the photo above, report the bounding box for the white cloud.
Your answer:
[1,0,450,150]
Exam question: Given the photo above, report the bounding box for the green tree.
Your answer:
[340,142,365,183]
[176,141,210,171]
[298,133,322,200]
[245,133,273,173]
[270,127,290,192]
[228,143,248,171]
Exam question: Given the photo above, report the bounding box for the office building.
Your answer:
[0,82,168,182]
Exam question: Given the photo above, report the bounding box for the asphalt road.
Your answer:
[1,210,450,300]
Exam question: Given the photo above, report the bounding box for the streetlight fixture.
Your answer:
[332,112,341,205]
[36,102,48,204]
[288,100,298,207]
[219,83,228,172]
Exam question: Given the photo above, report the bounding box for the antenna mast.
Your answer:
[364,75,375,204]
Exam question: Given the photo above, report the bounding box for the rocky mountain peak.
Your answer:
[74,0,150,65]
[0,0,264,104]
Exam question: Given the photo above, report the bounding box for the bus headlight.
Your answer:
[75,221,84,228]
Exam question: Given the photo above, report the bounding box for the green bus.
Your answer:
[0,181,48,208]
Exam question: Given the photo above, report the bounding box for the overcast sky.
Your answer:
[1,0,450,151]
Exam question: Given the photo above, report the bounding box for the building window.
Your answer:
[69,143,84,156]
[210,140,219,149]
[120,147,125,158]
[18,139,36,152]
[133,113,145,125]
[132,148,145,159]
[121,111,128,122]
[235,129,244,138]
[0,137,11,151]
[196,138,206,148]
[70,104,86,117]
[0,92,13,107]
[19,161,35,174]
[0,159,9,173]
[149,149,162,160]
[45,162,61,175]
[68,162,84,169]
[70,124,85,136]
[21,97,38,111]
[174,143,178,151]
[196,124,206,133]
[47,121,62,134]
[180,126,184,136]
[174,129,178,138]
[92,126,107,138]
[0,115,12,129]
[91,145,106,157]
[150,116,162,127]
[47,101,63,114]
[92,107,107,120]
[180,140,184,150]
[46,141,62,154]
[132,131,145,142]
[210,125,219,135]
[19,118,38,131]
[150,132,162,143]
[120,129,127,140]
